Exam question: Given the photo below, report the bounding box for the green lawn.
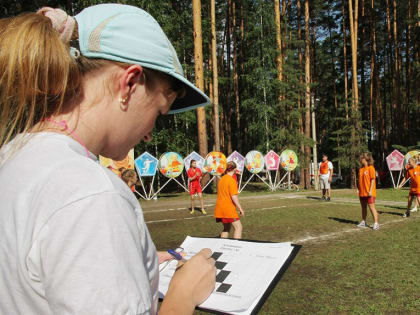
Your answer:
[143,188,419,314]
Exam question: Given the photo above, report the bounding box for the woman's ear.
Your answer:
[118,65,144,102]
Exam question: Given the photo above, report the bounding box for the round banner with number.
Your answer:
[404,150,420,168]
[158,152,184,178]
[279,149,298,171]
[204,151,227,175]
[245,150,265,174]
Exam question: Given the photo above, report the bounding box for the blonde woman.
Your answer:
[356,153,380,230]
[0,4,215,314]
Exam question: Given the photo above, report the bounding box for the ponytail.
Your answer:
[0,11,80,149]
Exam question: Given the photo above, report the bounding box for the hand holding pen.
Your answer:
[158,247,186,272]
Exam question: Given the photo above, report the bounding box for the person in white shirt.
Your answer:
[0,4,215,315]
[319,154,333,201]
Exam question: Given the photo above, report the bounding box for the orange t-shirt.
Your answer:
[214,174,239,219]
[358,165,376,197]
[319,161,330,175]
[405,165,420,193]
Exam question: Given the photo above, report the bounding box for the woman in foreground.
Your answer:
[0,4,215,314]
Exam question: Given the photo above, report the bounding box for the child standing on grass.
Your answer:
[187,160,206,214]
[398,157,420,217]
[214,162,245,239]
[357,153,380,230]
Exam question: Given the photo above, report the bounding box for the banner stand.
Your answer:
[202,175,216,191]
[239,173,255,193]
[274,172,289,190]
[256,173,271,189]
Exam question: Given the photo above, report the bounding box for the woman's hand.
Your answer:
[157,251,186,264]
[160,249,216,314]
[238,208,245,217]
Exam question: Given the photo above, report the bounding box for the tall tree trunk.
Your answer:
[232,0,241,152]
[406,0,412,142]
[225,0,233,154]
[348,0,359,188]
[392,0,402,141]
[297,0,305,186]
[193,0,208,157]
[304,0,311,189]
[385,0,396,144]
[211,0,220,152]
[274,0,283,86]
[342,1,350,121]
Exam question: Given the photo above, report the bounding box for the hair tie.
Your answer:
[37,7,75,44]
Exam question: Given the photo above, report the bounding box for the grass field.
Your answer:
[142,188,420,314]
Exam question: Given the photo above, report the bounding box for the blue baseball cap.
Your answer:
[75,4,210,114]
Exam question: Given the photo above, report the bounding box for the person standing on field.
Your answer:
[356,153,380,230]
[187,160,206,214]
[398,157,420,217]
[214,162,245,239]
[319,154,333,201]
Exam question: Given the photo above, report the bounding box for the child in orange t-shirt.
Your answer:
[356,153,379,230]
[214,161,245,239]
[398,157,420,217]
[187,160,206,214]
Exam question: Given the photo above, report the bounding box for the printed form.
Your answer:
[159,236,295,315]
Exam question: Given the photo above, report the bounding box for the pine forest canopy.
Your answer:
[2,0,419,188]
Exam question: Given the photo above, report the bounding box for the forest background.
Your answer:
[3,0,419,188]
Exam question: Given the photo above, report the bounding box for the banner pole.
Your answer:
[148,176,156,199]
[150,178,172,199]
[202,175,215,191]
[239,174,255,193]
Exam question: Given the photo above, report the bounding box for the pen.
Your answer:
[167,248,183,261]
[159,247,184,272]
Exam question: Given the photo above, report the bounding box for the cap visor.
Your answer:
[167,72,211,114]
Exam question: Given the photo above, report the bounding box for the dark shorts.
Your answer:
[359,196,375,205]
[216,218,240,224]
[409,192,420,197]
[189,182,202,195]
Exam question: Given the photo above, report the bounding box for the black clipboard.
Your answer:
[160,237,301,315]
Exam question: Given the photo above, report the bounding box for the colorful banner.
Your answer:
[279,149,298,171]
[245,150,265,174]
[99,149,135,177]
[227,151,245,173]
[184,151,205,172]
[135,152,158,177]
[264,150,280,171]
[404,150,420,168]
[158,152,184,178]
[386,150,404,171]
[204,151,227,175]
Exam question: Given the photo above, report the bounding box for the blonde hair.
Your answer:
[360,153,374,166]
[0,13,80,148]
[0,10,168,151]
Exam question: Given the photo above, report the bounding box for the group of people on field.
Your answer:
[319,153,419,231]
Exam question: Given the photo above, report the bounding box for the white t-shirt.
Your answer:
[0,133,159,314]
[318,161,333,178]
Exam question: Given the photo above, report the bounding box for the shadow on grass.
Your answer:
[328,217,359,225]
[306,196,323,201]
[378,210,404,216]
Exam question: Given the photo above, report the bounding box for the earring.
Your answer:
[119,97,128,111]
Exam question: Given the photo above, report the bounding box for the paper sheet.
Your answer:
[159,236,294,314]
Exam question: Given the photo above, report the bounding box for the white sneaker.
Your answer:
[410,207,417,212]
[373,223,379,230]
[357,221,366,228]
